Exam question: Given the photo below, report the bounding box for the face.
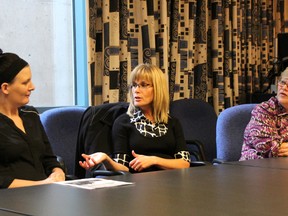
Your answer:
[6,66,35,107]
[131,79,154,112]
[277,77,288,109]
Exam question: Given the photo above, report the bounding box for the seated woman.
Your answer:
[0,49,65,189]
[239,67,288,160]
[80,63,191,173]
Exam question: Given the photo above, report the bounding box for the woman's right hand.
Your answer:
[278,142,288,157]
[79,153,108,170]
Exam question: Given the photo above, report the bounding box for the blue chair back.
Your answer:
[40,106,86,175]
[216,104,257,162]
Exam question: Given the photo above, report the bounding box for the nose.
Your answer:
[29,82,35,91]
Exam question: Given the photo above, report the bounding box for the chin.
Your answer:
[133,101,141,106]
[279,99,288,107]
[22,100,30,106]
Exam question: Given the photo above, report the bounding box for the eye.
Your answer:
[140,83,149,88]
[22,80,30,85]
[130,82,152,89]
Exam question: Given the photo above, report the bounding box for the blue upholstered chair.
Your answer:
[215,104,257,163]
[40,106,86,176]
[170,98,218,163]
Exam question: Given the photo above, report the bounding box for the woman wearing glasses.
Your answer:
[240,67,288,160]
[80,63,190,172]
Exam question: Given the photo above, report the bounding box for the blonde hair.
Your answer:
[127,63,169,123]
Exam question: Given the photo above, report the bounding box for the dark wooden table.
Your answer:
[225,157,288,170]
[1,160,288,216]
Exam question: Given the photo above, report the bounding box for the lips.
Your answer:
[134,96,142,102]
[279,91,287,97]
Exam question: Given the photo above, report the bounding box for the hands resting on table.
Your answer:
[79,150,190,172]
[9,167,65,188]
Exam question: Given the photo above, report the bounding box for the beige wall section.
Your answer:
[0,0,74,106]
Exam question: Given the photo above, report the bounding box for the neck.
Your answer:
[0,102,19,117]
[142,110,154,123]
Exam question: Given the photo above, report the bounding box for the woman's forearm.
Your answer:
[8,178,51,188]
[103,156,129,172]
[153,157,190,170]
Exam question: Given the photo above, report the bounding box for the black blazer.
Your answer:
[75,102,129,178]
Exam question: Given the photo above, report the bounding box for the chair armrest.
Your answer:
[212,158,226,165]
[92,170,129,177]
[189,150,202,161]
[186,139,206,161]
[56,155,68,174]
[56,155,78,180]
[88,163,129,177]
[190,161,206,167]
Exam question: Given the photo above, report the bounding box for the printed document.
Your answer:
[56,178,134,190]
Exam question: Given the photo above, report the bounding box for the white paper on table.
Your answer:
[55,178,134,190]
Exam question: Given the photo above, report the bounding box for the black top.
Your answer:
[112,113,189,172]
[0,106,62,189]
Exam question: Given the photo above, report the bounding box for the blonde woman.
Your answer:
[80,63,190,173]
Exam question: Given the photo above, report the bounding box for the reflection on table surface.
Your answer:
[1,158,288,216]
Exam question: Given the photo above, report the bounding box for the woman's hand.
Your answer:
[79,153,108,170]
[278,142,288,157]
[47,167,65,182]
[129,150,156,172]
[8,167,65,188]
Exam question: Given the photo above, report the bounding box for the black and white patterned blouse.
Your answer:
[130,110,168,137]
[112,110,191,172]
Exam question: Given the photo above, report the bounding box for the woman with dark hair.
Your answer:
[0,49,65,189]
[79,63,190,173]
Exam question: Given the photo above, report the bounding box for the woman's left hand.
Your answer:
[49,167,65,182]
[79,153,109,170]
[129,150,156,172]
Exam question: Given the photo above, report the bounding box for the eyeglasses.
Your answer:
[278,80,288,88]
[130,82,153,90]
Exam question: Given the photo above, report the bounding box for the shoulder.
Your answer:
[253,97,283,116]
[167,115,182,128]
[20,105,39,116]
[114,113,130,124]
[112,113,131,133]
[168,115,180,123]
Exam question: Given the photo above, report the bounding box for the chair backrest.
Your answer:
[216,103,257,162]
[170,98,218,162]
[40,106,86,175]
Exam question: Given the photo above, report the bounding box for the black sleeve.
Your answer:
[112,114,131,155]
[0,176,14,189]
[26,106,63,175]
